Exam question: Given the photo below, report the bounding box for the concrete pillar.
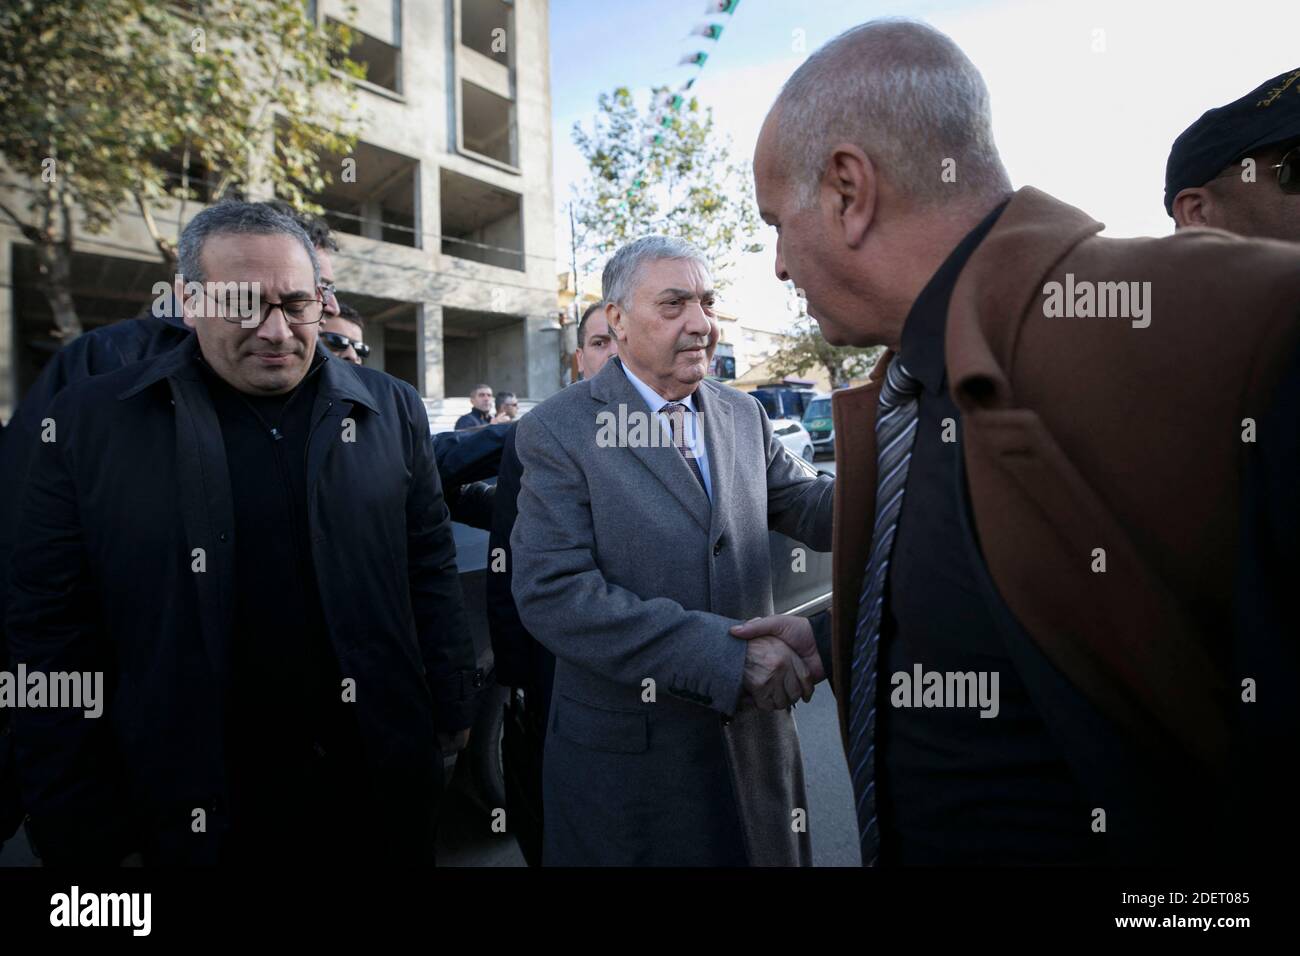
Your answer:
[360,200,384,242]
[524,312,562,400]
[419,301,445,398]
[365,321,387,374]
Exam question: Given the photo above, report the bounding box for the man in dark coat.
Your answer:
[0,204,346,855]
[6,201,478,865]
[454,385,496,430]
[739,19,1300,865]
[486,300,617,867]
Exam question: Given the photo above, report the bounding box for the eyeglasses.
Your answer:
[203,289,324,326]
[1270,146,1300,194]
[1215,144,1300,194]
[320,330,371,358]
[319,280,338,304]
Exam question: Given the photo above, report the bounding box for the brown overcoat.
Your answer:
[830,187,1300,773]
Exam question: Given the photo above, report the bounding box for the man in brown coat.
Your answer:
[732,19,1300,865]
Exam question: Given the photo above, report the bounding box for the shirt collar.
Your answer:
[899,197,1011,395]
[620,359,697,414]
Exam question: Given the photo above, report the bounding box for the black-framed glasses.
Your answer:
[320,330,371,358]
[203,289,324,326]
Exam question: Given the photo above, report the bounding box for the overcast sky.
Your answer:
[549,0,1300,332]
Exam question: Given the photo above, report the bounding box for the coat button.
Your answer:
[218,532,229,542]
[713,539,723,556]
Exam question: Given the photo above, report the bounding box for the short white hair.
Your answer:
[602,236,711,309]
[775,18,1010,207]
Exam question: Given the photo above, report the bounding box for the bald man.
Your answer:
[733,18,1300,867]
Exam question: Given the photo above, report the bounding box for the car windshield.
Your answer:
[803,399,830,421]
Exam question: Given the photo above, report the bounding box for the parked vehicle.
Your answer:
[750,385,817,422]
[772,418,815,463]
[802,394,834,459]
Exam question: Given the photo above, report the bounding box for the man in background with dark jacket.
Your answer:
[7,201,477,865]
[487,300,616,866]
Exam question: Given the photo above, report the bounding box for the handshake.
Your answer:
[730,615,826,711]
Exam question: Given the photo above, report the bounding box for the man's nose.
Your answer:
[775,241,790,283]
[683,302,711,337]
[257,306,294,342]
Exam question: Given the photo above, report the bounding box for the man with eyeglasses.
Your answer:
[0,200,352,859]
[494,391,518,421]
[1166,68,1300,241]
[6,201,480,866]
[320,303,370,366]
[1168,69,1300,863]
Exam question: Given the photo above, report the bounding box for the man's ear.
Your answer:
[824,143,876,248]
[175,276,197,330]
[604,300,626,343]
[1171,187,1213,230]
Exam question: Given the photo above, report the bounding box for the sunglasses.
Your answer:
[1217,144,1300,193]
[320,330,371,358]
[1272,146,1300,193]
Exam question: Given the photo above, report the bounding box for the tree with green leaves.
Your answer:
[570,85,763,289]
[766,292,883,388]
[0,0,363,341]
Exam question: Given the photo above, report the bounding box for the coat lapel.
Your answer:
[305,348,383,495]
[590,358,711,532]
[944,187,1227,768]
[694,380,734,534]
[829,350,889,754]
[151,342,237,705]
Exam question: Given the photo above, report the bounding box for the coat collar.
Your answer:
[945,186,1104,411]
[116,334,382,414]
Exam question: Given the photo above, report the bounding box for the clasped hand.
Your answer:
[731,615,826,711]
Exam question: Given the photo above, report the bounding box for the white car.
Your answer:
[771,418,816,463]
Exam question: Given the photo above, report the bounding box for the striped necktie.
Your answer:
[660,402,708,493]
[846,358,924,866]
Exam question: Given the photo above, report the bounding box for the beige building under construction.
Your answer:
[0,0,560,421]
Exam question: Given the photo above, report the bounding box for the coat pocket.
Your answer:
[554,695,648,754]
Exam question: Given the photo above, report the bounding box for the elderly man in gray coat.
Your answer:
[510,236,834,866]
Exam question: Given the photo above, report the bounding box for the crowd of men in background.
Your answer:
[0,18,1296,867]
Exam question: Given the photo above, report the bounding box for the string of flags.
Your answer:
[643,0,742,146]
[618,1,742,209]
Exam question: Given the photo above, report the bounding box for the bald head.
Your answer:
[753,19,1013,351]
[770,18,1010,208]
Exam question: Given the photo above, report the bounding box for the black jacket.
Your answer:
[6,336,479,864]
[454,408,492,430]
[0,311,191,848]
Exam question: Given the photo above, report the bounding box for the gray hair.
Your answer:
[775,19,1010,207]
[601,236,711,309]
[177,200,320,286]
